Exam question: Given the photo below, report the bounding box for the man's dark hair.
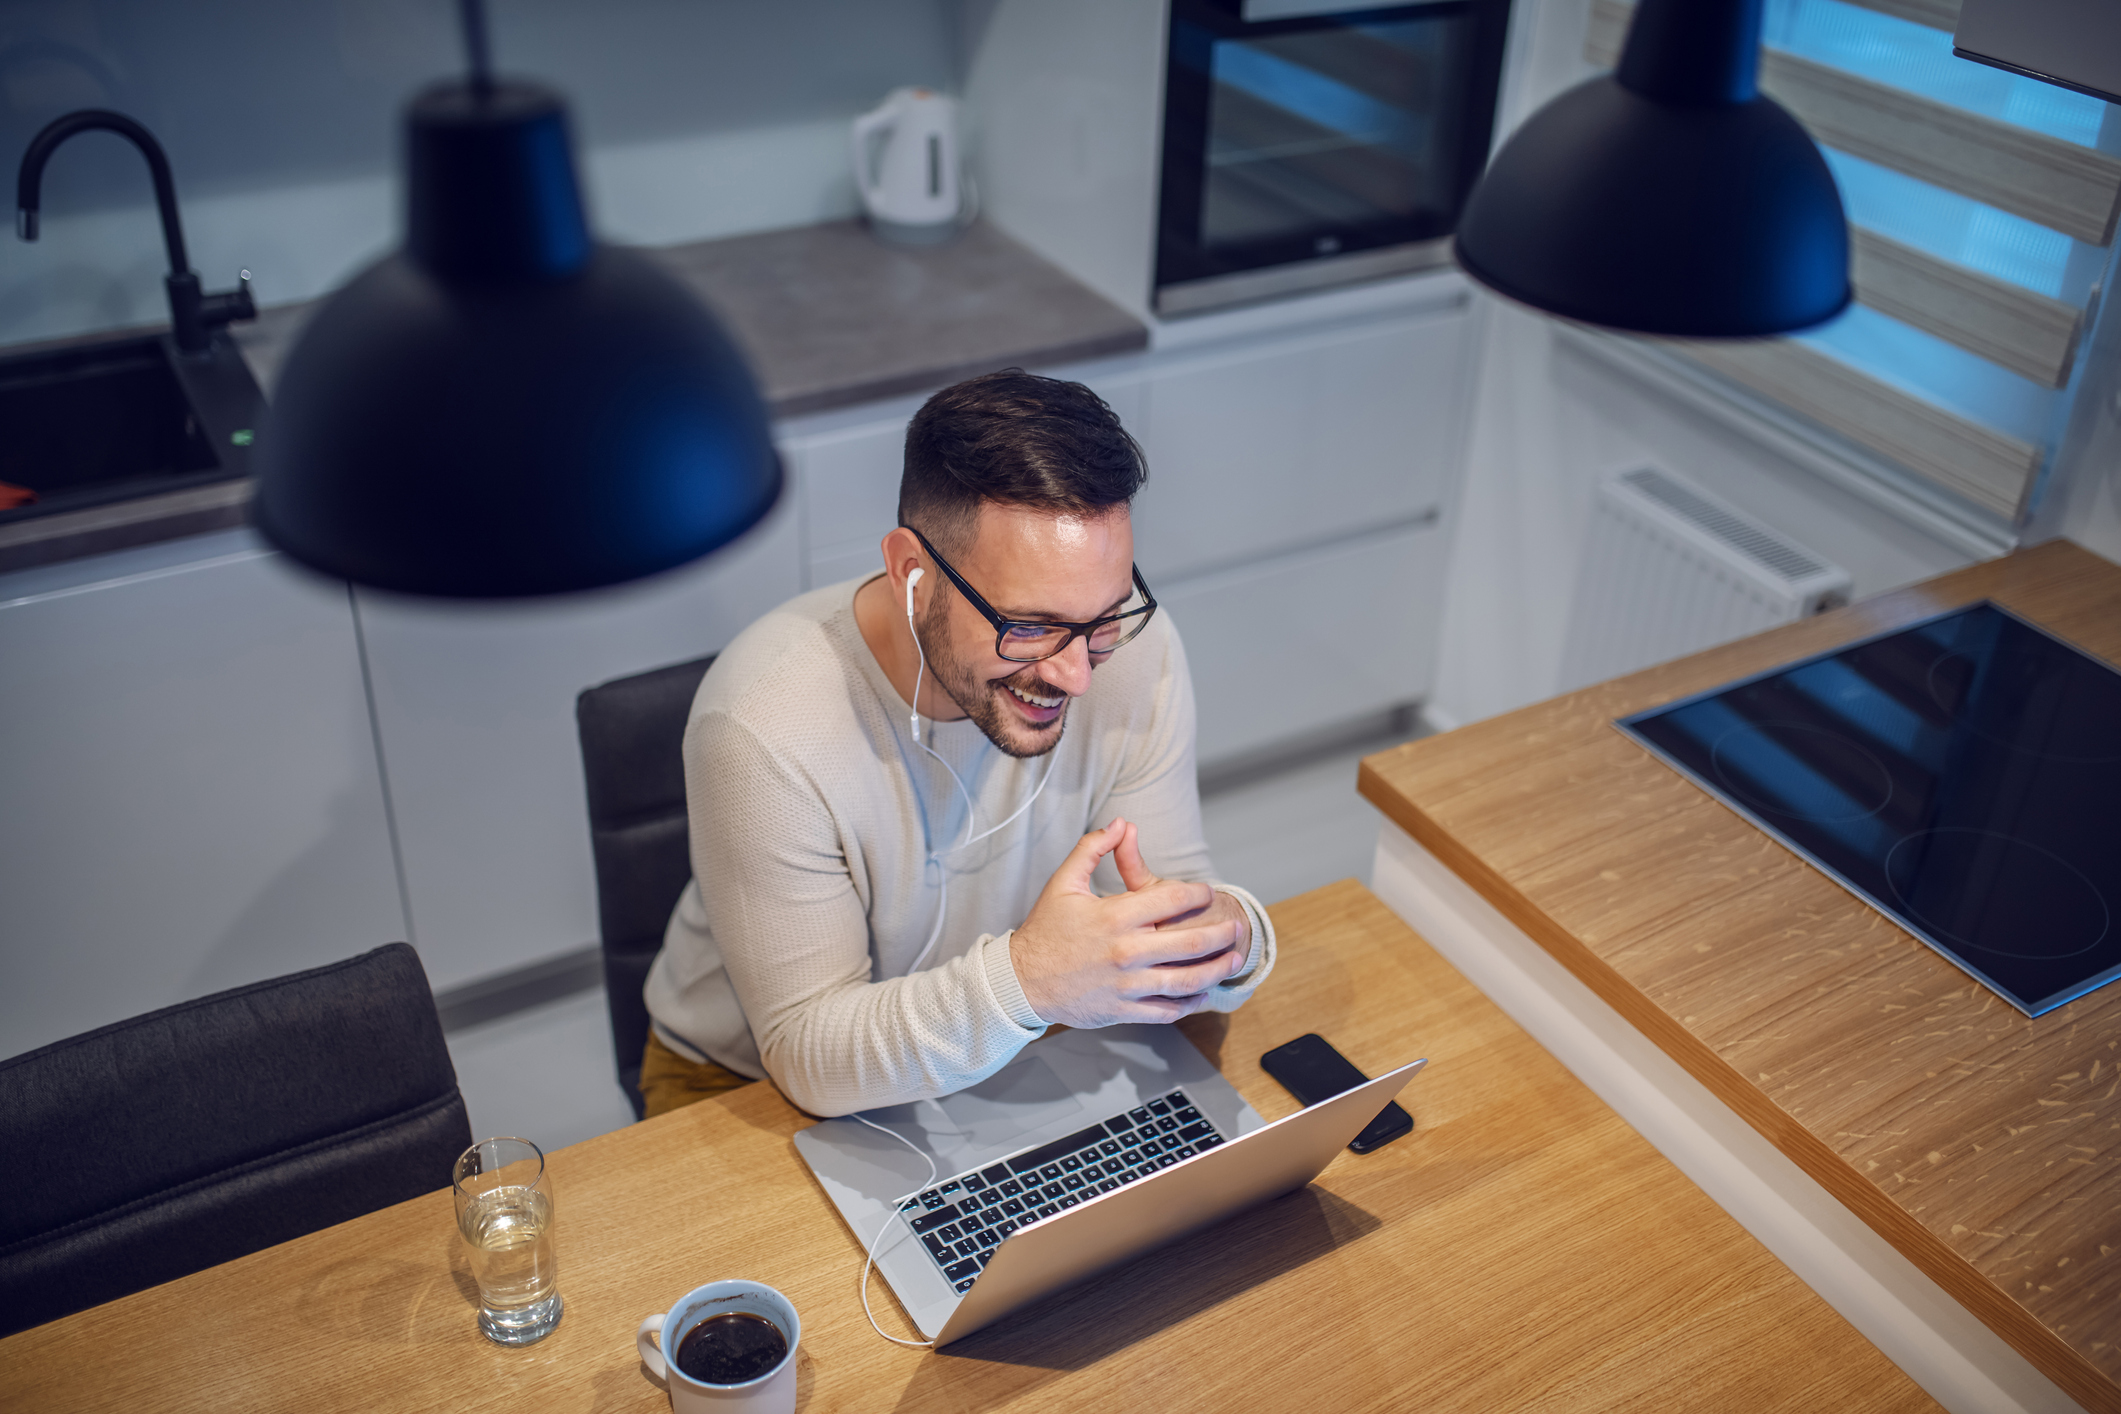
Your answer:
[899,368,1148,557]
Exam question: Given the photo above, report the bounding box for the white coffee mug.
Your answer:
[637,1280,800,1414]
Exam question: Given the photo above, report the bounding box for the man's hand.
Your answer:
[1011,818,1250,1029]
[1109,825,1253,961]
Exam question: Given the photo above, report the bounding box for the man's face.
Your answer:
[915,503,1136,759]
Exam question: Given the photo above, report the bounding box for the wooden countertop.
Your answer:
[0,882,1933,1412]
[1359,538,2121,1413]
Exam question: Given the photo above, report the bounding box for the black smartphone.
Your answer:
[1260,1033,1414,1153]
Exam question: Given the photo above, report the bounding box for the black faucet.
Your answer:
[16,109,255,354]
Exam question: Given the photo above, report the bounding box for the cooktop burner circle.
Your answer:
[1709,722,1894,823]
[1926,650,2121,764]
[1884,828,2110,960]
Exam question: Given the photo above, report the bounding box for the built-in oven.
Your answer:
[1154,0,1510,316]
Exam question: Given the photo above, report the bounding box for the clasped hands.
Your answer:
[1010,818,1251,1028]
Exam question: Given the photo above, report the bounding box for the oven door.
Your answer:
[1155,0,1508,315]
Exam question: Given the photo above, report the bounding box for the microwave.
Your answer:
[1154,0,1510,315]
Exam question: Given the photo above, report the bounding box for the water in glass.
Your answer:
[453,1137,563,1345]
[461,1185,556,1308]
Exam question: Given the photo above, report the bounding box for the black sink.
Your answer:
[6,107,264,565]
[0,329,265,525]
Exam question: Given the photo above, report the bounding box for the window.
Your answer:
[1584,0,2121,525]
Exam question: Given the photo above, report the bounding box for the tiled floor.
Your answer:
[444,725,1425,1153]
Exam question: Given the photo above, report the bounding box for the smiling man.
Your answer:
[640,369,1276,1118]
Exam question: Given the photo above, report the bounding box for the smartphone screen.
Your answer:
[1260,1033,1414,1153]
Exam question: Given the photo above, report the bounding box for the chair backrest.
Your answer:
[0,942,471,1337]
[574,653,715,1120]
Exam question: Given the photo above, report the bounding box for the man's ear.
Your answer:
[880,525,926,613]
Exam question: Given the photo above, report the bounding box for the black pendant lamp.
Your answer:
[254,1,781,597]
[1454,0,1850,337]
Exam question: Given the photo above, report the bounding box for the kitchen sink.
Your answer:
[0,329,265,525]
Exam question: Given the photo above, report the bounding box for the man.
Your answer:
[641,369,1275,1118]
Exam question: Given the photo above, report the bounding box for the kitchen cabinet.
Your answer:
[349,495,801,990]
[1132,312,1469,581]
[0,284,1472,1044]
[1162,518,1446,763]
[779,394,926,591]
[1130,308,1468,762]
[0,533,405,1060]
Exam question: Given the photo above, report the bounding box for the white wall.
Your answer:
[2048,429,2121,562]
[2025,225,2121,565]
[1430,298,1992,727]
[0,0,961,347]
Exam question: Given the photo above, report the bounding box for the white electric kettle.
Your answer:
[851,87,964,247]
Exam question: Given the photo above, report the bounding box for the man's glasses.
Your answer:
[907,526,1158,663]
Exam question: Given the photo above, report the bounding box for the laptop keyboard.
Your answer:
[897,1089,1227,1294]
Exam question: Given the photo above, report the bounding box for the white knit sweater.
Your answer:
[643,577,1276,1116]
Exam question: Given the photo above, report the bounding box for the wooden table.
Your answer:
[1360,539,2121,1413]
[0,882,1934,1412]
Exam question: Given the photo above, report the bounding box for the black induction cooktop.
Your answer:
[1618,601,2120,1016]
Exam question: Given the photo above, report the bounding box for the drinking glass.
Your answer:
[452,1137,563,1345]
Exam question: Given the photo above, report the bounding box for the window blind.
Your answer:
[1580,0,2117,521]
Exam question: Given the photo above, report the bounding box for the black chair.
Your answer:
[575,653,715,1121]
[0,942,471,1337]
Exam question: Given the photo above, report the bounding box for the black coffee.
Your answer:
[675,1311,787,1385]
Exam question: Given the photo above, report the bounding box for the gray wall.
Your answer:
[1,0,960,344]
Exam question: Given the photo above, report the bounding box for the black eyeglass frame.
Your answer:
[906,526,1158,663]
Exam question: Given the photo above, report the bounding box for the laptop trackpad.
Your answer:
[926,1055,1084,1164]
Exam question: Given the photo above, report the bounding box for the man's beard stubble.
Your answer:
[918,593,1068,760]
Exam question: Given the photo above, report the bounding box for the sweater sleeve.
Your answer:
[683,710,1045,1117]
[1087,616,1277,1008]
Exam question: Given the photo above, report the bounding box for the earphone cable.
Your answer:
[849,1112,940,1348]
[903,568,1056,973]
[856,570,1063,1340]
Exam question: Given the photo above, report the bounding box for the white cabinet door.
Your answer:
[1158,519,1449,764]
[1133,313,1471,584]
[0,534,405,1061]
[786,399,920,591]
[352,497,801,990]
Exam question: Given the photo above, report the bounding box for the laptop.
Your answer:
[793,1024,1425,1345]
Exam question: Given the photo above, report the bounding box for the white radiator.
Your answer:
[1559,466,1851,691]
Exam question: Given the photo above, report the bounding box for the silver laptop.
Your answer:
[793,1024,1425,1345]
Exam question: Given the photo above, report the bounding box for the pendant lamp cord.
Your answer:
[457,0,495,100]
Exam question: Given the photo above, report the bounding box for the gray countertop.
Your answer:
[664,218,1146,418]
[234,217,1146,416]
[3,218,1147,574]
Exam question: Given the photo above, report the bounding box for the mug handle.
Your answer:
[637,1314,669,1388]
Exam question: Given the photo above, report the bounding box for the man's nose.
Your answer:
[1047,635,1095,696]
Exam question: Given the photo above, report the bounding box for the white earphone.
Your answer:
[897,556,1052,975]
[904,567,925,742]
